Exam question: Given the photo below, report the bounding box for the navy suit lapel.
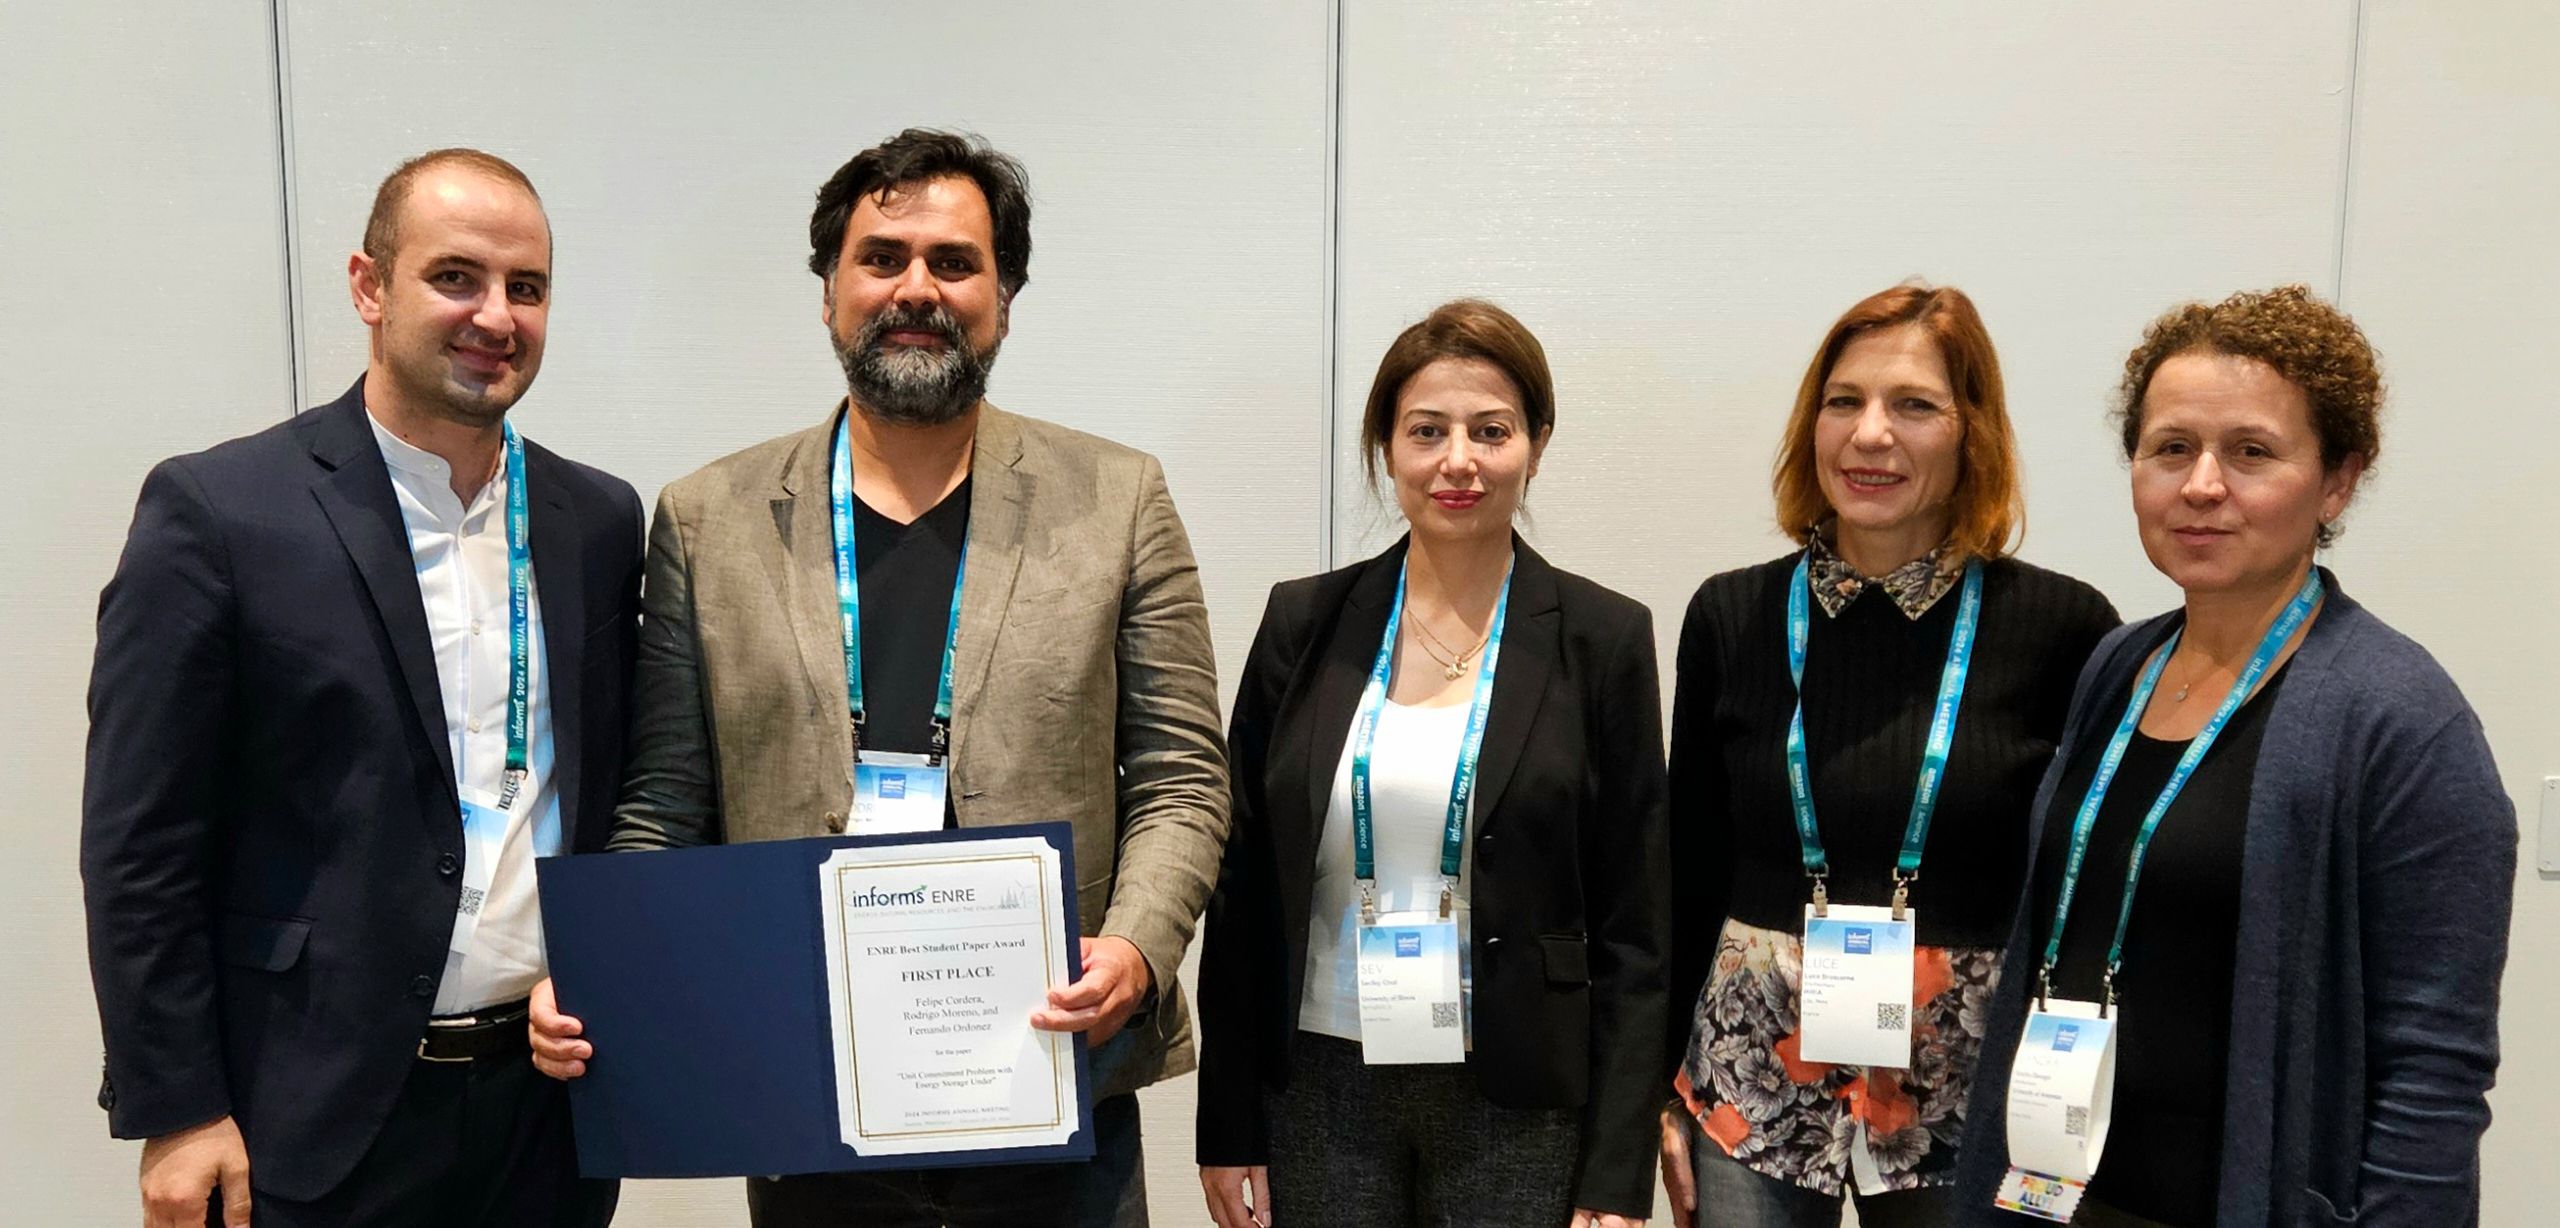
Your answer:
[526,443,585,843]
[301,386,459,831]
[1468,538,1560,837]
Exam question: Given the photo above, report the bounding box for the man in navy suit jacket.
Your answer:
[82,149,637,1227]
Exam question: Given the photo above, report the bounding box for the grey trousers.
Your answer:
[1263,1030,1581,1227]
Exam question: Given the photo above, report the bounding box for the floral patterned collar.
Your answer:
[1805,530,1962,620]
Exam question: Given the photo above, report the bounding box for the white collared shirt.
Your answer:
[367,410,559,1015]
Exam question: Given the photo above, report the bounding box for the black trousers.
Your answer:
[745,1092,1148,1228]
[242,1052,617,1228]
[1263,1031,1581,1228]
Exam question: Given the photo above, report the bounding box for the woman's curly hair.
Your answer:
[2117,285,2382,545]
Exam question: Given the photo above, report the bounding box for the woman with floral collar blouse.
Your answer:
[1659,284,2118,1227]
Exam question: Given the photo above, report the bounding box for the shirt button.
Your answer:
[824,811,845,834]
[438,854,459,877]
[410,975,435,998]
[467,718,483,733]
[470,620,484,635]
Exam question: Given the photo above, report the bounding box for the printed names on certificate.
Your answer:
[817,835,1083,1157]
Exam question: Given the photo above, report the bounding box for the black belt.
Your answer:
[418,998,532,1063]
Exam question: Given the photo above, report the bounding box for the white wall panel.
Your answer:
[2327,1,2560,1218]
[0,3,293,1220]
[275,2,1330,1221]
[1335,0,2356,635]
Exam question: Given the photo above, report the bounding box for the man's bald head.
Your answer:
[362,148,544,273]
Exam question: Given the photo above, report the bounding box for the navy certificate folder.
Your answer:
[536,822,1094,1176]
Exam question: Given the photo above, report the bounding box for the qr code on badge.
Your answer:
[2065,1105,2090,1138]
[1431,1002,1459,1029]
[1876,1002,1908,1031]
[457,886,485,916]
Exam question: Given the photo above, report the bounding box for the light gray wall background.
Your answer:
[5,1,2552,1223]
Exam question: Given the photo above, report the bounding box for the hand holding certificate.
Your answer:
[535,823,1095,1177]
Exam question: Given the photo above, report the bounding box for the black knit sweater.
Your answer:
[1665,552,2120,1067]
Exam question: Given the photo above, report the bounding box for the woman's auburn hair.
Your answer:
[1772,283,2025,563]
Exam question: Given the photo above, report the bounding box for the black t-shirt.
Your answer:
[849,478,972,757]
[2022,659,2289,1228]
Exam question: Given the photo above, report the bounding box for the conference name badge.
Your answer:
[853,751,948,835]
[1994,1000,2117,1223]
[1356,910,1463,1066]
[1797,903,1918,1068]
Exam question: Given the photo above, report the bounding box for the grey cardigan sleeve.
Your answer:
[2351,706,2513,1224]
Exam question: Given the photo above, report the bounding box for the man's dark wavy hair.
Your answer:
[807,128,1033,297]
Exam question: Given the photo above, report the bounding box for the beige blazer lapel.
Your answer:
[948,405,1029,788]
[765,414,851,753]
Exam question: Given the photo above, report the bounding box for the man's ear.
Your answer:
[350,251,387,326]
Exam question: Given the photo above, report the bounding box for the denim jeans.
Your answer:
[1686,1118,1951,1228]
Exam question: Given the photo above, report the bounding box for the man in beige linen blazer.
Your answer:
[604,401,1226,1039]
[530,130,1227,1226]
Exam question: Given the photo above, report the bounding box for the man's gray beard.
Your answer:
[833,310,998,427]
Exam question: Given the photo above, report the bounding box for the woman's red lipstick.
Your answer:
[1431,490,1483,510]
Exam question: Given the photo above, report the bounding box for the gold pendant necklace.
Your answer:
[1407,603,1489,681]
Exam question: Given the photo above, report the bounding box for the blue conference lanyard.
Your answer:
[2037,569,2322,1010]
[1785,554,1983,913]
[494,422,533,810]
[830,412,969,762]
[1350,557,1513,922]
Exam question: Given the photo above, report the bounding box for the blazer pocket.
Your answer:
[2303,1188,2359,1225]
[1539,933,1590,986]
[1011,585,1117,621]
[217,913,312,973]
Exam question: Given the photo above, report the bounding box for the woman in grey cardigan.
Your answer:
[1955,286,2513,1228]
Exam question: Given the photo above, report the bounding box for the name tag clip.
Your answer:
[1808,871,1830,918]
[1890,867,1916,922]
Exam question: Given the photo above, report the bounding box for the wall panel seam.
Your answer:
[268,0,308,414]
[2331,0,2367,308]
[1319,0,1344,571]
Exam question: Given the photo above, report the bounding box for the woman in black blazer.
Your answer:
[1196,299,1670,1228]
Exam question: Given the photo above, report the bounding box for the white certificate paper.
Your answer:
[816,836,1080,1156]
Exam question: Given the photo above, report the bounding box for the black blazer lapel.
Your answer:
[1281,543,1404,884]
[1466,537,1561,837]
[300,386,459,833]
[526,443,585,842]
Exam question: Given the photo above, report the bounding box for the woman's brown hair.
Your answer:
[1772,284,2023,562]
[1360,299,1555,487]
